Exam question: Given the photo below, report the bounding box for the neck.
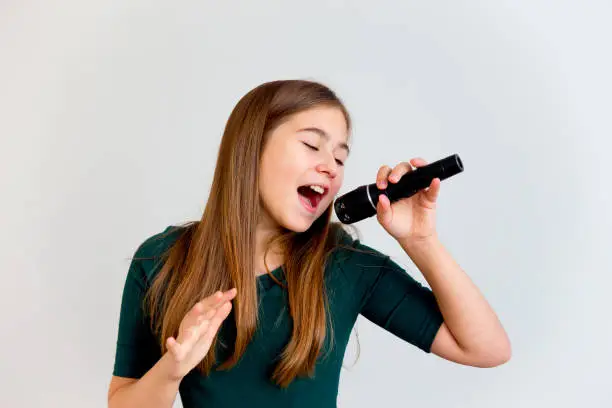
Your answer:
[254,219,285,277]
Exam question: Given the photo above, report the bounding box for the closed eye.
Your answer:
[302,142,345,166]
[302,142,318,151]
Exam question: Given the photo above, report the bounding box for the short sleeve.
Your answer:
[357,245,444,353]
[112,254,162,378]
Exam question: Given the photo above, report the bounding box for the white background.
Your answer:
[1,1,610,407]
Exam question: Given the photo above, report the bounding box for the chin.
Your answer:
[280,212,322,233]
[283,219,312,233]
[276,202,331,233]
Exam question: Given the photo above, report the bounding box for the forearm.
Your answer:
[108,353,182,408]
[399,236,510,356]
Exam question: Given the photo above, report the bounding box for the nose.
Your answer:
[315,160,338,179]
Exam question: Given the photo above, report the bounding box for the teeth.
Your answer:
[309,185,325,194]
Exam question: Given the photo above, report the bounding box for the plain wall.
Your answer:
[1,1,610,407]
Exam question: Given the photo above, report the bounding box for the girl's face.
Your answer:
[258,106,350,233]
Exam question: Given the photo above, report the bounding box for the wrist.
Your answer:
[159,351,186,384]
[398,234,440,253]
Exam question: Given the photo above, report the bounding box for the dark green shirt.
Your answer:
[113,225,444,407]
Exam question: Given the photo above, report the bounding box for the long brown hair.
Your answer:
[144,80,360,387]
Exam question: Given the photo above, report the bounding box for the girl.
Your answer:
[108,80,510,408]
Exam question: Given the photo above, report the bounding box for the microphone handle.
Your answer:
[334,154,463,224]
[378,153,464,203]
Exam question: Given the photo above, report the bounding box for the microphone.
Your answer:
[334,154,464,224]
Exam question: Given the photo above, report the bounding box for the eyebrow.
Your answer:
[297,127,350,155]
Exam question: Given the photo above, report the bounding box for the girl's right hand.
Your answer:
[164,288,237,381]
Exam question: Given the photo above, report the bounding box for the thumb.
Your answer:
[376,194,393,226]
[423,178,440,207]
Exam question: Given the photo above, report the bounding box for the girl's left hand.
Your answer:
[375,157,441,244]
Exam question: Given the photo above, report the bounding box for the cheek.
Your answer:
[262,144,297,180]
[274,143,304,173]
[334,171,345,191]
[328,177,343,199]
[260,156,299,204]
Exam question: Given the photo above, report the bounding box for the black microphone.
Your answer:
[334,154,464,224]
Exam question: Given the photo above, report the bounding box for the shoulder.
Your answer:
[133,224,188,259]
[329,224,388,267]
[130,223,194,284]
[324,225,404,313]
[327,224,390,283]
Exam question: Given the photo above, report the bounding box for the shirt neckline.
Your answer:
[256,265,286,291]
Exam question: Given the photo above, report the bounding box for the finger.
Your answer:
[182,297,215,330]
[177,300,235,360]
[376,165,392,189]
[166,336,185,361]
[177,300,219,345]
[198,301,233,347]
[197,296,233,333]
[425,177,441,203]
[195,306,217,325]
[178,314,215,356]
[193,288,237,316]
[202,288,237,314]
[189,291,222,320]
[410,157,428,168]
[223,288,238,301]
[208,288,237,304]
[181,289,236,337]
[376,194,393,226]
[388,162,415,183]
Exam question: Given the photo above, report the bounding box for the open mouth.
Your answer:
[297,184,328,212]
